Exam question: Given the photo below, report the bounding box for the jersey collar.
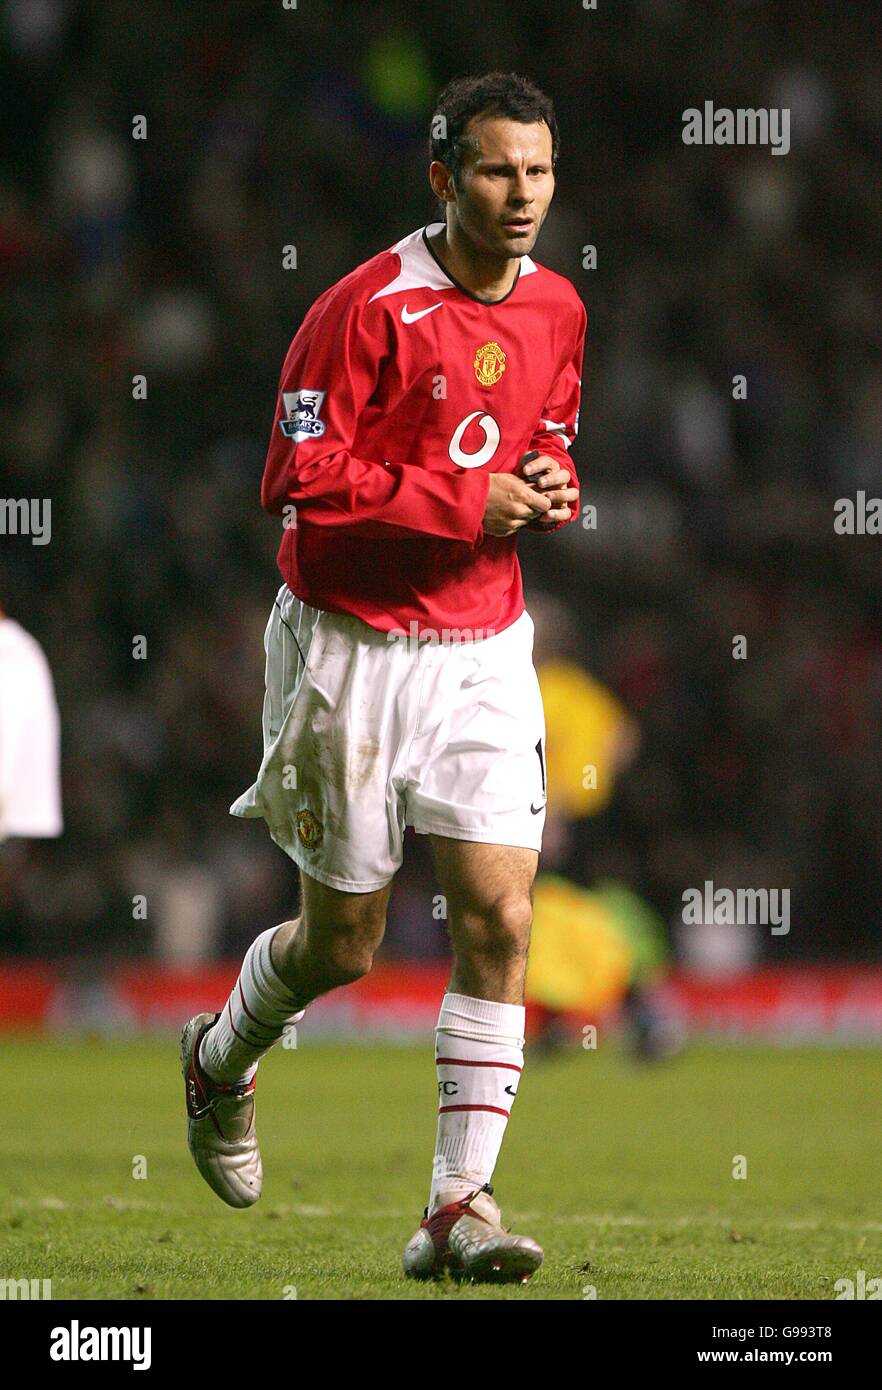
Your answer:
[421,223,533,306]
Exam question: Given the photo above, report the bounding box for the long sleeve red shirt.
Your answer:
[261,223,587,637]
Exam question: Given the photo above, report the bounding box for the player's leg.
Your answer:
[403,837,543,1281]
[438,837,535,1003]
[269,869,394,1000]
[200,871,392,1085]
[429,836,534,1204]
[184,588,409,1207]
[183,870,391,1207]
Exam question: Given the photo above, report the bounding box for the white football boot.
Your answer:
[403,1183,543,1283]
[180,1012,262,1208]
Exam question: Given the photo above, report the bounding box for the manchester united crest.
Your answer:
[474,341,506,387]
[295,809,323,849]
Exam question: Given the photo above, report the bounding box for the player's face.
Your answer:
[450,117,555,259]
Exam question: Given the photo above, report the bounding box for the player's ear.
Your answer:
[429,160,455,204]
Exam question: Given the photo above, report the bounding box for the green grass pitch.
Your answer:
[2,1036,879,1300]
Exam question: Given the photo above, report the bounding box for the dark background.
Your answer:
[1,0,879,964]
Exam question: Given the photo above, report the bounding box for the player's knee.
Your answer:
[315,917,384,987]
[459,894,532,963]
[322,935,376,985]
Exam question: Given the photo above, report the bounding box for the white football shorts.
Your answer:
[230,585,547,891]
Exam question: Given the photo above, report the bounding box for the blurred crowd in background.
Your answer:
[1,0,880,967]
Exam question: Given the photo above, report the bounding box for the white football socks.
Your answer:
[429,991,525,1212]
[199,925,306,1087]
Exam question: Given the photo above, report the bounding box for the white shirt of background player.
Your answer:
[0,616,63,840]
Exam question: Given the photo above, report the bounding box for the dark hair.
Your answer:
[430,72,559,185]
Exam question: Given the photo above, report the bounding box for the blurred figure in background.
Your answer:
[0,598,63,842]
[525,593,681,1059]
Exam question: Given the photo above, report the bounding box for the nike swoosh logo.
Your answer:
[504,1084,517,1097]
[530,802,546,815]
[401,303,442,324]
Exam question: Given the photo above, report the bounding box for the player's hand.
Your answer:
[482,472,552,537]
[521,454,578,526]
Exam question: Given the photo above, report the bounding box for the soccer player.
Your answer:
[182,71,586,1283]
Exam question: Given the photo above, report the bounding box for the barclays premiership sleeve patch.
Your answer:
[279,389,327,440]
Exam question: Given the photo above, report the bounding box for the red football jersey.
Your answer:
[261,223,586,637]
